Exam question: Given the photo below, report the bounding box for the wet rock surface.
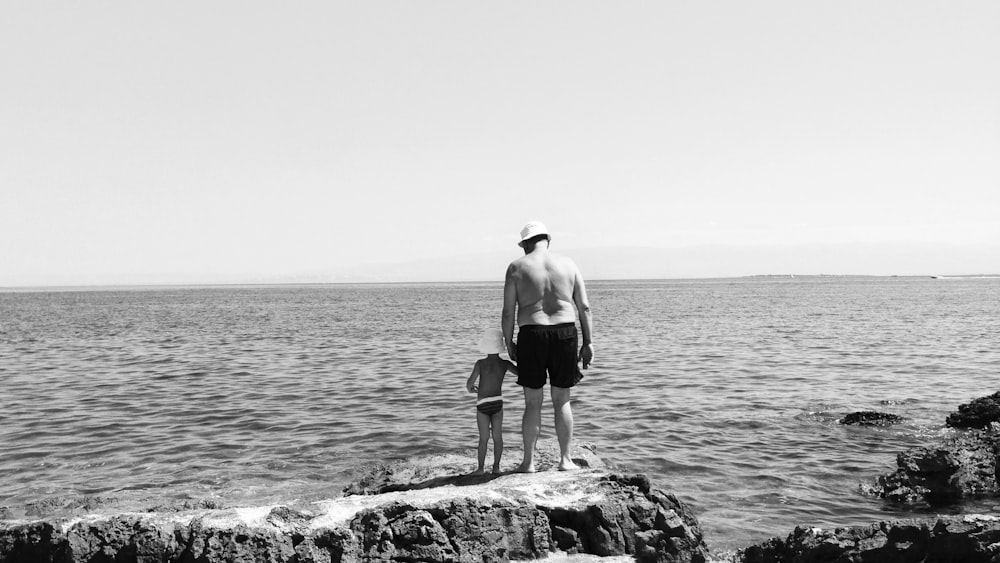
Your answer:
[839,411,904,426]
[0,442,709,563]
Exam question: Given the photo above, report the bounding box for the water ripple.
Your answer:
[1,278,998,551]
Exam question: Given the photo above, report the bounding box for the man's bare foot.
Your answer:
[471,468,486,476]
[491,465,502,474]
[515,462,536,473]
[557,459,578,471]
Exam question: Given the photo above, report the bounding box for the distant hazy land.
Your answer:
[3,242,995,288]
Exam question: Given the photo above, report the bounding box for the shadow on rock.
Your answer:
[345,441,604,496]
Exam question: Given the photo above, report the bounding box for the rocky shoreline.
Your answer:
[0,444,709,563]
[5,393,1000,562]
[733,392,1000,562]
[737,514,1000,562]
[860,392,1000,507]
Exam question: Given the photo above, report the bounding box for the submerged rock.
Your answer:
[861,429,1000,505]
[946,391,1000,429]
[736,514,1000,563]
[839,411,904,426]
[0,443,709,563]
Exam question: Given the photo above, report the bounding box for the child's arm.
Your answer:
[466,361,481,393]
[505,359,519,376]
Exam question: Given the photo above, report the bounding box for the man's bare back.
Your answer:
[505,251,579,328]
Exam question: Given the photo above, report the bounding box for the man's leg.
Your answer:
[517,387,544,473]
[551,386,577,470]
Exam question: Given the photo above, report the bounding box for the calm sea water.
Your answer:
[1,277,999,551]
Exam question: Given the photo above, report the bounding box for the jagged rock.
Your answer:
[0,444,709,563]
[737,514,1000,563]
[0,521,66,562]
[947,391,1000,429]
[839,411,904,426]
[66,515,186,562]
[861,429,1000,505]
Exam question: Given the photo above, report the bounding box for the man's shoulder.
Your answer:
[505,254,532,274]
[553,251,577,264]
[548,252,580,273]
[507,252,578,275]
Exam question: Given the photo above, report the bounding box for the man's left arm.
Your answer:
[572,268,593,369]
[502,263,518,363]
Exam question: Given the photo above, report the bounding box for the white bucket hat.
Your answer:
[477,328,505,354]
[518,221,550,247]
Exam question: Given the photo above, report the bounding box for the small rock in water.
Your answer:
[878,398,912,405]
[839,411,904,426]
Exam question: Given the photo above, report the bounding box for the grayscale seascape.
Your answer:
[2,276,998,551]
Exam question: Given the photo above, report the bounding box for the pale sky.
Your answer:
[2,2,998,285]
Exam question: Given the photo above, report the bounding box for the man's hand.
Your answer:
[506,340,517,363]
[579,343,594,369]
[467,384,477,393]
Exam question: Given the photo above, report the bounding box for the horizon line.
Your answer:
[3,273,1000,292]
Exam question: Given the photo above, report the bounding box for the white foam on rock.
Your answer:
[202,505,277,529]
[26,453,615,538]
[308,469,610,530]
[309,484,509,530]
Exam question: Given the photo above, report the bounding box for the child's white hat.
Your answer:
[477,328,505,354]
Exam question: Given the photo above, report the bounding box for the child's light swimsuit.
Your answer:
[476,395,503,415]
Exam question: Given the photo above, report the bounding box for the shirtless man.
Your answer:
[502,221,593,472]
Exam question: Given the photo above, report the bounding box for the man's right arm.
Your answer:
[572,268,593,369]
[502,263,518,362]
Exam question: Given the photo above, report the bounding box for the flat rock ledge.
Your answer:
[735,514,1000,563]
[0,448,709,563]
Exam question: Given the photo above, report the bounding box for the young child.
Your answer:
[466,327,518,474]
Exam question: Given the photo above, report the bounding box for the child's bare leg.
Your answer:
[474,411,490,474]
[491,410,504,473]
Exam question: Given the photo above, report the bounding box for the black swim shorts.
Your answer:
[516,323,579,389]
